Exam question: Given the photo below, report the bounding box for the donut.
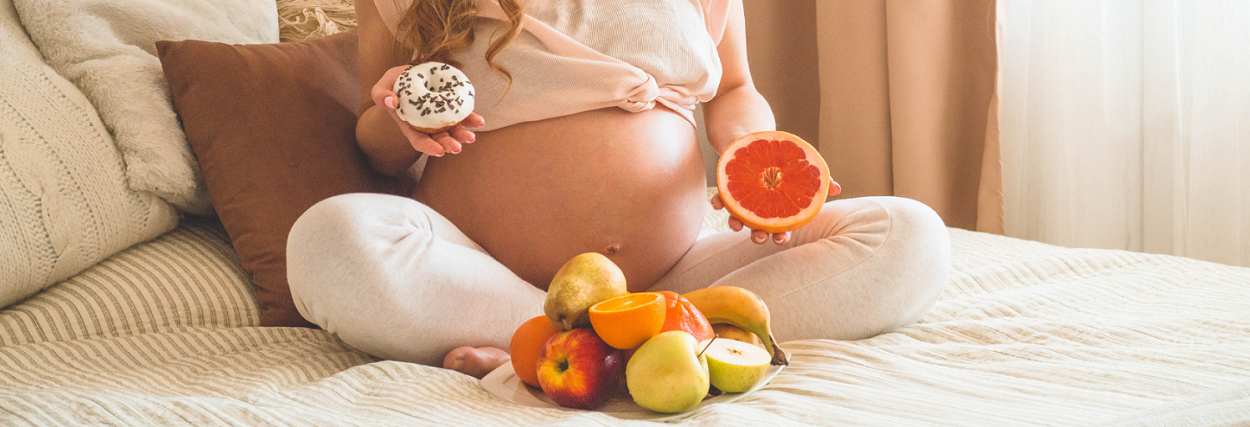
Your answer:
[392,61,475,134]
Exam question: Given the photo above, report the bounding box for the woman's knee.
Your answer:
[822,196,949,333]
[290,194,380,288]
[865,196,950,324]
[289,193,435,260]
[286,193,429,328]
[866,196,948,249]
[818,196,949,264]
[291,194,371,253]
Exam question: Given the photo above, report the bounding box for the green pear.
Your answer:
[544,252,627,330]
[626,331,709,413]
[701,338,770,393]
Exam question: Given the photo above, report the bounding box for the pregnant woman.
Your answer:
[287,0,950,378]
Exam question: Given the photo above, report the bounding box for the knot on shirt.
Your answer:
[618,74,660,112]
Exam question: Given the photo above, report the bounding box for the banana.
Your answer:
[683,286,788,365]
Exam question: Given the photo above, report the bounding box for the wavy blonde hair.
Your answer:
[393,0,524,84]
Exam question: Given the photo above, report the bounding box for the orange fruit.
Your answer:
[717,131,835,233]
[656,291,714,342]
[510,315,561,387]
[588,293,666,350]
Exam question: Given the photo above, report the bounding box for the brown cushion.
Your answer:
[157,32,410,327]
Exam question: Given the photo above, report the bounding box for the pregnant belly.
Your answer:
[413,107,709,292]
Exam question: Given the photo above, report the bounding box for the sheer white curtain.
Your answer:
[1000,0,1250,267]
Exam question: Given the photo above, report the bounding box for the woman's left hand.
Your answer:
[710,191,792,245]
[711,178,842,245]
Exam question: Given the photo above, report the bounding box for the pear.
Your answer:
[701,338,770,393]
[544,252,627,330]
[626,331,710,413]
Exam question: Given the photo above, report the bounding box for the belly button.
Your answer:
[604,243,621,255]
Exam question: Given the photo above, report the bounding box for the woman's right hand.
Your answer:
[372,65,483,157]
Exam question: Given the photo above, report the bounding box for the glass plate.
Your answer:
[479,360,785,421]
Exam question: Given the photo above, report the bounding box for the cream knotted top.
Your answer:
[374,0,729,131]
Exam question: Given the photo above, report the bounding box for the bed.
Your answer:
[2,210,1248,426]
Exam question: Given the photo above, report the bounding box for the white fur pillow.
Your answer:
[0,0,178,309]
[12,0,279,215]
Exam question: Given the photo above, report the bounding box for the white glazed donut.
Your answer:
[392,61,475,134]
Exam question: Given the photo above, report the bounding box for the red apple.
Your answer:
[536,328,624,410]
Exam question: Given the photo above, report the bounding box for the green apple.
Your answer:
[701,338,770,393]
[625,331,709,413]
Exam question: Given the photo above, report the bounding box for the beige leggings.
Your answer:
[287,193,950,366]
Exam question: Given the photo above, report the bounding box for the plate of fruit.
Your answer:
[481,253,788,421]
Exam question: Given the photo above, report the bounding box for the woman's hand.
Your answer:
[710,191,791,245]
[371,65,482,157]
[711,178,841,245]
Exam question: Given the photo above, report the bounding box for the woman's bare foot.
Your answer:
[443,346,510,378]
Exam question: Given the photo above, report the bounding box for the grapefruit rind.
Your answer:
[716,131,830,234]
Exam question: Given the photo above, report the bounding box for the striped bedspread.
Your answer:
[1,217,1248,426]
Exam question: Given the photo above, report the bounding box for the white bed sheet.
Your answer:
[0,217,1247,426]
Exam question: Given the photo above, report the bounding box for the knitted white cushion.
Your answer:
[11,0,279,215]
[0,0,178,309]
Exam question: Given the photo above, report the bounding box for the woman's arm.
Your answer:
[356,0,480,176]
[702,0,796,245]
[701,0,774,156]
[356,0,421,175]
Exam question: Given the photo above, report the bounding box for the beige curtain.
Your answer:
[743,0,1003,233]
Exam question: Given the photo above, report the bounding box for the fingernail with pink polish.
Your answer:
[384,96,395,109]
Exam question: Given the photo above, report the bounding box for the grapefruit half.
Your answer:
[716,131,832,234]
